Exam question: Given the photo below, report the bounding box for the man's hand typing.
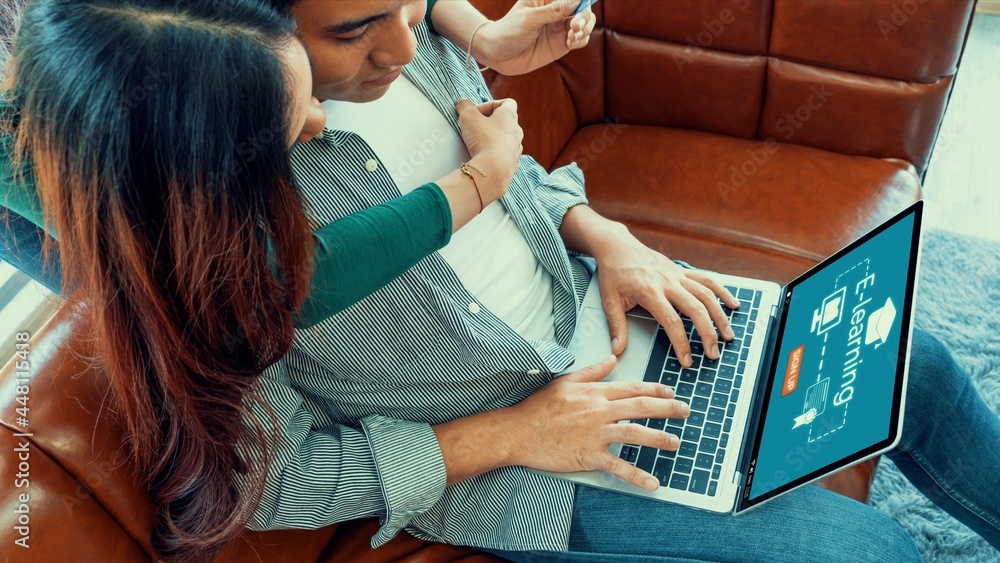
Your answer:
[503,355,688,491]
[433,356,690,491]
[560,205,741,367]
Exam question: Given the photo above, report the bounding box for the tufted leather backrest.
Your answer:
[473,0,976,176]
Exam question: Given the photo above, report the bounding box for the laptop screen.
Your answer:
[739,202,922,510]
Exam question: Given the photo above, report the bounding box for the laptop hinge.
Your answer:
[731,469,745,513]
[734,288,788,496]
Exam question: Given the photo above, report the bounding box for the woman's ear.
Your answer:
[297,97,327,144]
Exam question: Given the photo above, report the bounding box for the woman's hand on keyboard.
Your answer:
[503,355,691,491]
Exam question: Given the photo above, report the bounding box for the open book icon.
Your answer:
[865,297,897,349]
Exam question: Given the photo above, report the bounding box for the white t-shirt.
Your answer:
[323,76,556,342]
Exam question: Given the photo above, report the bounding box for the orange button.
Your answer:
[782,345,804,397]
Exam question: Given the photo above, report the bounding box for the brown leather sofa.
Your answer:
[0,0,976,561]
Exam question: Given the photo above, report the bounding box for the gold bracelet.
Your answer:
[460,162,488,178]
[459,162,488,212]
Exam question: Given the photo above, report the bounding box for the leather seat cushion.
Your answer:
[552,125,921,283]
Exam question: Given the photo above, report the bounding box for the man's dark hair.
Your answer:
[267,0,298,18]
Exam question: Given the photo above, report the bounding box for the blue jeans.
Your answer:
[0,206,62,292]
[488,330,1000,562]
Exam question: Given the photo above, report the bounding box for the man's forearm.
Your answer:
[432,406,519,486]
[559,204,635,259]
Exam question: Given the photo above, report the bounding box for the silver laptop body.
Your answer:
[537,201,923,516]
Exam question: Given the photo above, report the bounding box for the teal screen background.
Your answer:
[748,213,916,499]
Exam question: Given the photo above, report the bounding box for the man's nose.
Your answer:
[370,16,417,69]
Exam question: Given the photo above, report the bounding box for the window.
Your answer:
[0,259,59,369]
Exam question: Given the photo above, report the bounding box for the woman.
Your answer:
[4,0,525,559]
[1,2,529,324]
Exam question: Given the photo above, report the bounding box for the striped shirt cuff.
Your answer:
[361,415,447,548]
[532,161,589,231]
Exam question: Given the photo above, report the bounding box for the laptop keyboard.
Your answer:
[618,286,762,497]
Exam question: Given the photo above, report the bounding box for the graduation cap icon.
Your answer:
[865,297,897,349]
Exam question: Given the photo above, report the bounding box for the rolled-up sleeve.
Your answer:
[241,361,447,547]
[360,416,448,546]
[518,156,588,231]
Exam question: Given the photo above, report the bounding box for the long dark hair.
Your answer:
[266,0,299,18]
[7,0,314,559]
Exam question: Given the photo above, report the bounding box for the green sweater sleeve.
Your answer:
[294,183,452,328]
[0,107,47,236]
[425,0,439,33]
[1,100,452,328]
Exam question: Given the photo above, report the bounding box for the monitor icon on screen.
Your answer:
[811,287,847,336]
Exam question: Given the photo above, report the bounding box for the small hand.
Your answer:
[594,231,741,367]
[505,356,690,491]
[475,0,598,76]
[456,98,524,203]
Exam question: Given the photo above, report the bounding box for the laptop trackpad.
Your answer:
[563,307,658,382]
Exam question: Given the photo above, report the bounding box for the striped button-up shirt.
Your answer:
[244,23,592,552]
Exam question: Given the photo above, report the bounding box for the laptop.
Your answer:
[540,200,923,515]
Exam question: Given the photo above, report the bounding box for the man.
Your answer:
[246,2,1000,562]
[250,0,742,548]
